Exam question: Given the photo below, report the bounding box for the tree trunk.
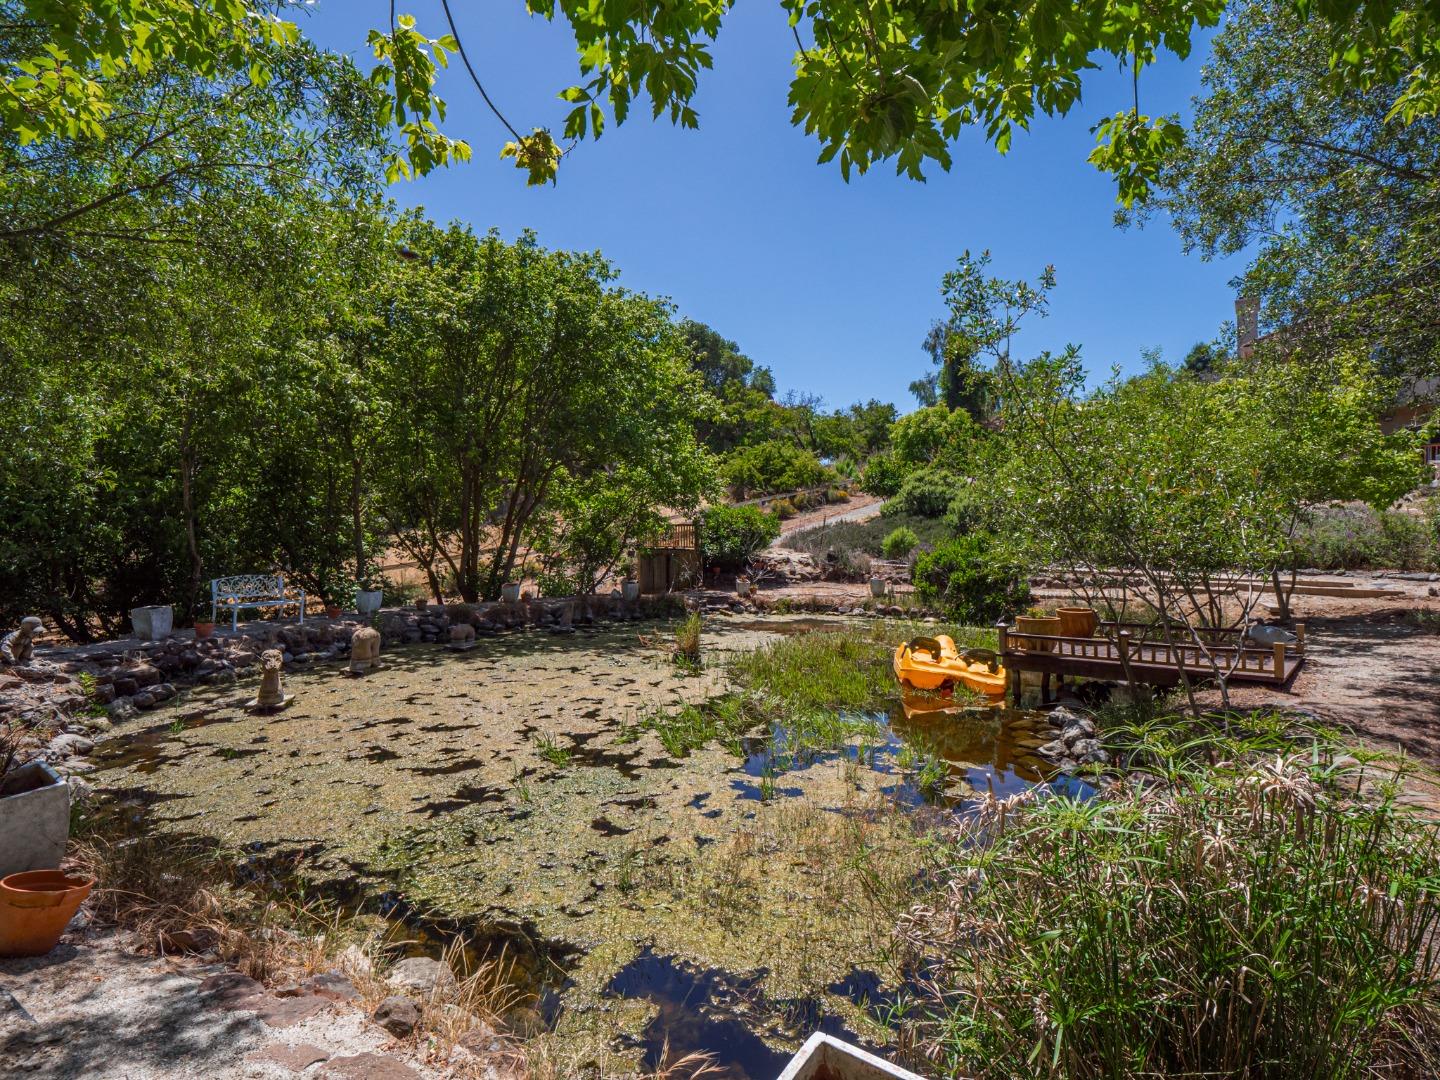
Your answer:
[180,420,203,621]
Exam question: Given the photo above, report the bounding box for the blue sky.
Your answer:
[299,2,1246,410]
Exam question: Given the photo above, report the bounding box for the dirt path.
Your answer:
[776,495,880,537]
[0,929,444,1080]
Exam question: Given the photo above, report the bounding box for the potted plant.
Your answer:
[869,576,887,598]
[194,618,215,639]
[354,576,384,615]
[1014,606,1062,652]
[618,558,640,602]
[1056,605,1099,637]
[315,569,347,618]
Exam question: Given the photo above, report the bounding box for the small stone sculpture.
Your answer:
[0,616,42,666]
[349,626,382,675]
[447,623,476,651]
[246,649,293,711]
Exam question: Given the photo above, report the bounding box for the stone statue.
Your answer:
[447,623,476,651]
[0,616,42,666]
[246,649,293,711]
[349,627,382,675]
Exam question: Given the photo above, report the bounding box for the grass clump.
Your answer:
[898,716,1440,1079]
[639,695,763,758]
[674,610,702,671]
[533,731,572,766]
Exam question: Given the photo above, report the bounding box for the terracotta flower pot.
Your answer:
[194,621,215,640]
[0,870,95,957]
[1014,614,1062,652]
[324,605,342,619]
[1056,606,1099,638]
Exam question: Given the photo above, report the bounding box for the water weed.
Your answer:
[898,719,1440,1079]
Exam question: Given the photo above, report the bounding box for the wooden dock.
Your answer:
[998,620,1305,705]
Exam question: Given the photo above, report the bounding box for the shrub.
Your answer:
[911,534,1029,622]
[700,505,781,571]
[721,440,832,497]
[859,450,909,498]
[887,466,966,519]
[901,726,1440,1078]
[785,513,951,565]
[769,497,797,520]
[881,526,919,559]
[1291,503,1438,571]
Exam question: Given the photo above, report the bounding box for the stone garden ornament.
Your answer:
[0,617,43,665]
[447,623,476,651]
[246,649,293,711]
[349,627,382,674]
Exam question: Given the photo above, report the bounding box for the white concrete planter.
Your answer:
[0,762,70,879]
[130,604,173,640]
[355,589,384,615]
[621,580,640,602]
[501,583,523,603]
[869,578,887,598]
[777,1034,926,1080]
[735,577,751,597]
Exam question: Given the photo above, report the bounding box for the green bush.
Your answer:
[700,505,781,571]
[904,722,1440,1078]
[911,534,1029,622]
[785,513,951,564]
[721,440,832,497]
[886,466,966,519]
[1291,503,1438,571]
[881,526,919,559]
[859,450,909,498]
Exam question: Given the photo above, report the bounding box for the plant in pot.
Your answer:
[191,586,215,639]
[620,557,640,602]
[315,569,346,618]
[1014,605,1061,652]
[354,576,384,615]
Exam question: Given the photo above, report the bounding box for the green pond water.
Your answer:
[93,616,1086,1077]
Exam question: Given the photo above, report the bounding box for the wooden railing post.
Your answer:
[1272,640,1286,675]
[1294,621,1306,652]
[996,619,1009,655]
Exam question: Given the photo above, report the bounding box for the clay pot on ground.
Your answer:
[194,620,215,640]
[324,604,342,619]
[869,577,886,598]
[1014,614,1062,652]
[1056,606,1099,638]
[735,577,751,597]
[355,589,384,615]
[501,583,522,603]
[622,580,641,602]
[0,869,94,957]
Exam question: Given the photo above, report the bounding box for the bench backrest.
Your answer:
[212,574,286,601]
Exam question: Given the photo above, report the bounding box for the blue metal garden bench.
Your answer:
[211,574,305,630]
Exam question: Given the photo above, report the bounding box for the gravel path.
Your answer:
[1,929,443,1080]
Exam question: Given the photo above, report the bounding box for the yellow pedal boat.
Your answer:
[893,635,1007,701]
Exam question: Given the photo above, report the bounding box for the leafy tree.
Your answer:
[699,505,781,572]
[1182,342,1220,377]
[720,440,832,498]
[373,224,713,602]
[13,1,1440,200]
[1134,0,1440,380]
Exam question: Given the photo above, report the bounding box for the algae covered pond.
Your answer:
[93,616,1089,1076]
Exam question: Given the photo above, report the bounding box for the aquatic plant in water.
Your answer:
[898,718,1440,1079]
